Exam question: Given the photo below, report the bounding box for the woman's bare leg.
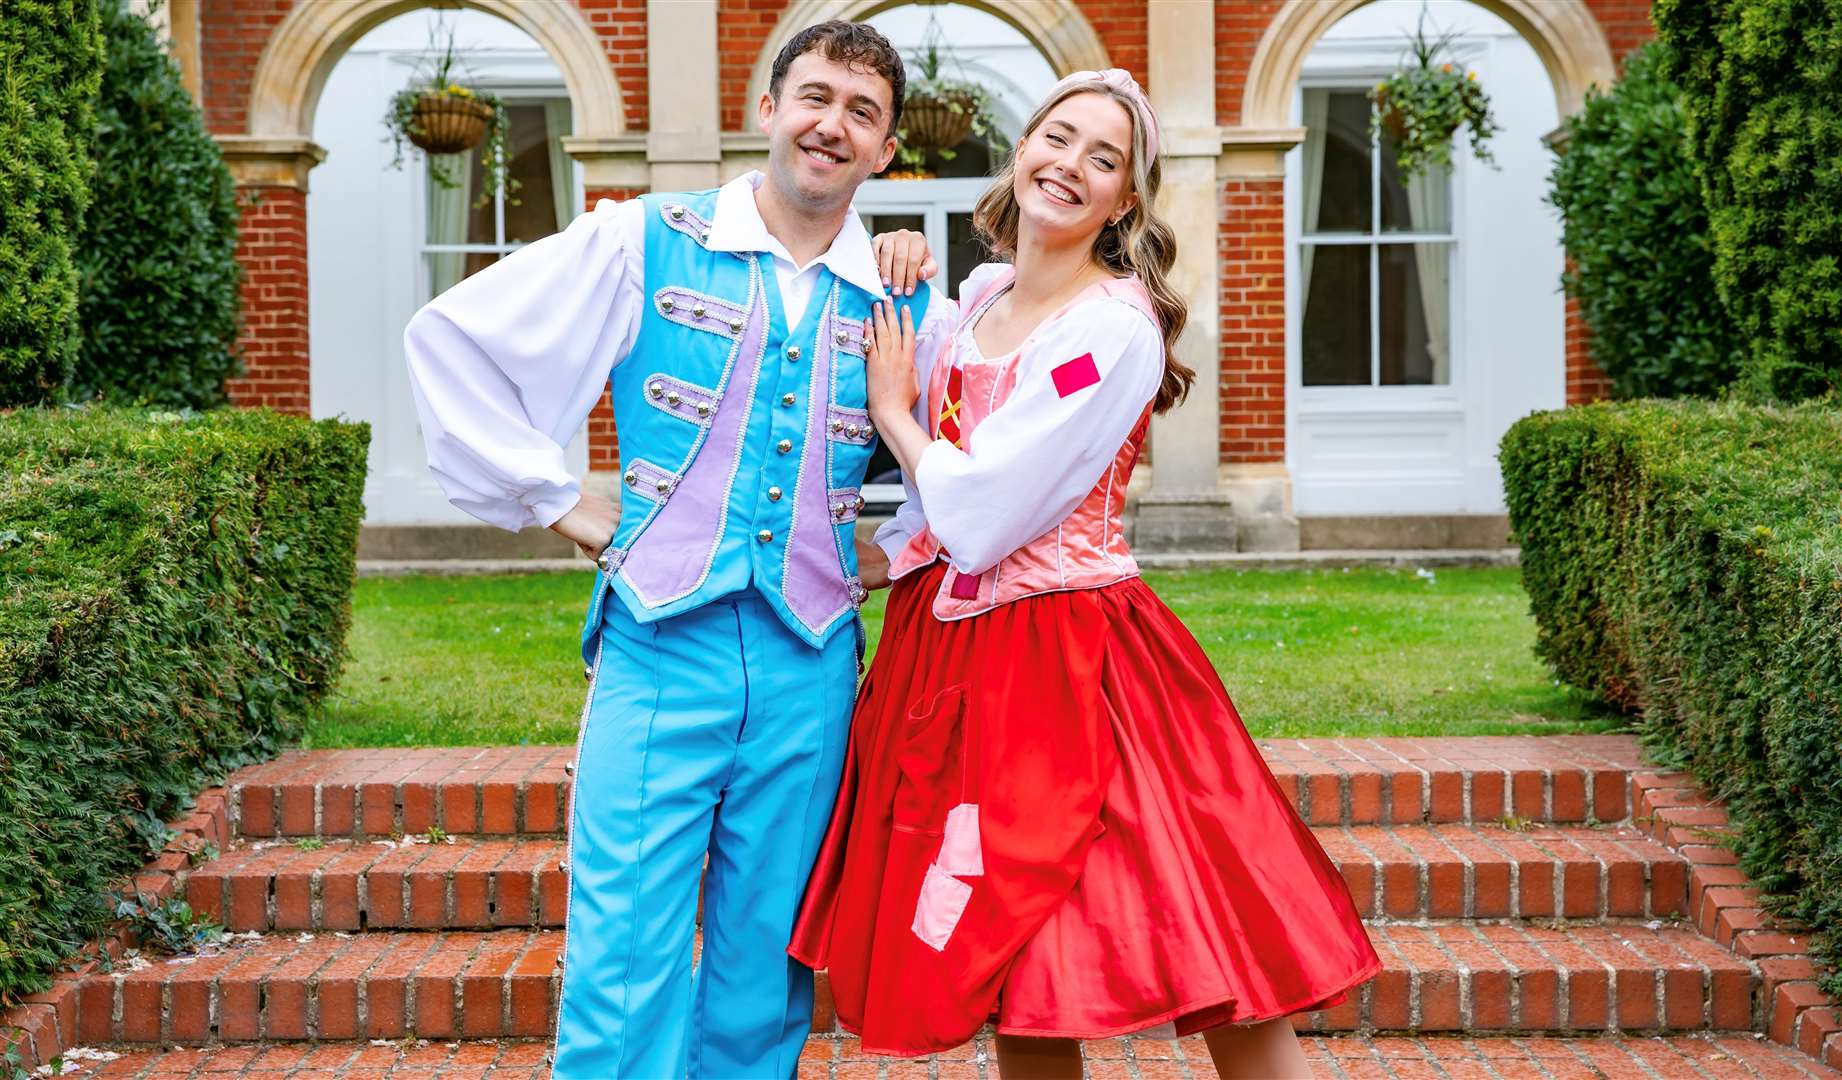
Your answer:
[1201,1018,1313,1079]
[993,1034,1084,1080]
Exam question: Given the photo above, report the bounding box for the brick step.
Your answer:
[61,922,1757,1047]
[186,822,1689,934]
[36,1032,1842,1080]
[225,736,1649,838]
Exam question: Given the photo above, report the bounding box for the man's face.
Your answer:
[758,50,899,213]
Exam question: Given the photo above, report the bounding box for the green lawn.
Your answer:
[305,565,1620,747]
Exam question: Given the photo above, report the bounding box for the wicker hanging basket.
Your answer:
[901,89,976,156]
[408,91,494,155]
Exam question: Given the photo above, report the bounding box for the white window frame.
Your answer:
[414,87,578,303]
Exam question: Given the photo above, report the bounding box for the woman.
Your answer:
[788,70,1379,1079]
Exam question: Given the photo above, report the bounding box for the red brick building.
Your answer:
[170,0,1651,552]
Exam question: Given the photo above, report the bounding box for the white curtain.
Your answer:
[545,99,575,232]
[427,151,473,296]
[1298,89,1331,304]
[1404,171,1452,383]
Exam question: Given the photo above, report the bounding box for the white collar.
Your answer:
[705,171,885,298]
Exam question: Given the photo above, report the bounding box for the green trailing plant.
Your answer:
[1656,0,1842,402]
[382,24,515,205]
[891,42,1005,176]
[1546,40,1741,399]
[1500,399,1842,997]
[1369,13,1499,179]
[0,407,369,1005]
[73,0,243,409]
[0,0,104,405]
[112,891,225,956]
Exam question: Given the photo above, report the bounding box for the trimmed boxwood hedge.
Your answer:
[1500,400,1842,994]
[0,407,368,1004]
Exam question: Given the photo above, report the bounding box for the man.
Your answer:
[403,21,949,1079]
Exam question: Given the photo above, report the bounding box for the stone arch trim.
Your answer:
[741,0,1111,122]
[247,0,626,141]
[1239,0,1617,130]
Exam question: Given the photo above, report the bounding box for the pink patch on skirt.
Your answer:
[950,572,981,600]
[1050,353,1100,397]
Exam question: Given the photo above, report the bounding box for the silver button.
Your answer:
[786,346,802,361]
[782,393,796,407]
[649,382,664,398]
[597,549,616,573]
[845,424,860,438]
[560,861,570,875]
[835,330,850,346]
[623,470,638,486]
[696,402,711,417]
[829,418,844,433]
[864,425,874,438]
[580,669,591,685]
[855,495,866,511]
[564,758,577,774]
[757,529,774,543]
[655,478,671,493]
[777,439,793,454]
[729,318,744,333]
[669,206,685,221]
[692,304,706,318]
[699,229,710,244]
[666,391,681,406]
[660,297,675,312]
[767,486,783,502]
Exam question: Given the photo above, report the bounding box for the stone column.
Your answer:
[1135,0,1237,553]
[644,0,722,191]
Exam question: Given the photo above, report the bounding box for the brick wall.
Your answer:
[716,0,1149,132]
[581,187,648,471]
[223,187,310,412]
[199,0,648,137]
[1216,178,1286,464]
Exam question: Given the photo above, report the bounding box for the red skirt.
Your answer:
[789,563,1381,1056]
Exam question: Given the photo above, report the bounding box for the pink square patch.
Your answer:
[1050,353,1101,397]
[949,572,981,600]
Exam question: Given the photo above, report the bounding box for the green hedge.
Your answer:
[1547,41,1740,399]
[0,407,368,1004]
[1500,400,1842,994]
[73,0,243,408]
[1657,0,1842,402]
[0,0,104,405]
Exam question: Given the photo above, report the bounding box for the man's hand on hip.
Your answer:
[855,536,891,591]
[550,493,618,561]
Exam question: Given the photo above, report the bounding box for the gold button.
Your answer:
[623,470,637,486]
[767,486,783,501]
[649,382,664,398]
[666,391,682,406]
[757,529,774,543]
[777,439,793,454]
[782,393,796,406]
[786,346,802,361]
[696,402,711,417]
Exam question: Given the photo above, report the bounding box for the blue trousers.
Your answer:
[552,589,857,1079]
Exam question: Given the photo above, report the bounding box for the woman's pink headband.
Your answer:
[1046,68,1161,165]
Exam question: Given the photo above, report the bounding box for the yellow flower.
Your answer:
[446,84,472,98]
[1468,70,1477,81]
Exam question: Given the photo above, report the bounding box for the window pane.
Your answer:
[1380,132,1452,234]
[503,103,564,243]
[1301,88,1371,235]
[945,212,994,300]
[1379,242,1451,385]
[1301,244,1370,386]
[863,212,924,237]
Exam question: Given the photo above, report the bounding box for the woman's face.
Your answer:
[1010,90,1139,246]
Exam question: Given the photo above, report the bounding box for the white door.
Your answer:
[308,10,585,526]
[1285,4,1563,516]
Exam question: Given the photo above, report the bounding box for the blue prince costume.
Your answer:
[405,175,941,1078]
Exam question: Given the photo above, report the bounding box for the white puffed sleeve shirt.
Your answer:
[403,171,955,532]
[874,264,1164,575]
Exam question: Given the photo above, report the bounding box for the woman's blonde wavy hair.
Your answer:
[971,80,1193,413]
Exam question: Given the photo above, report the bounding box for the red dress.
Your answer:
[788,269,1380,1056]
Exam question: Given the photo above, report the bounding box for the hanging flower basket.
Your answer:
[1368,15,1500,179]
[901,89,977,156]
[407,90,494,155]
